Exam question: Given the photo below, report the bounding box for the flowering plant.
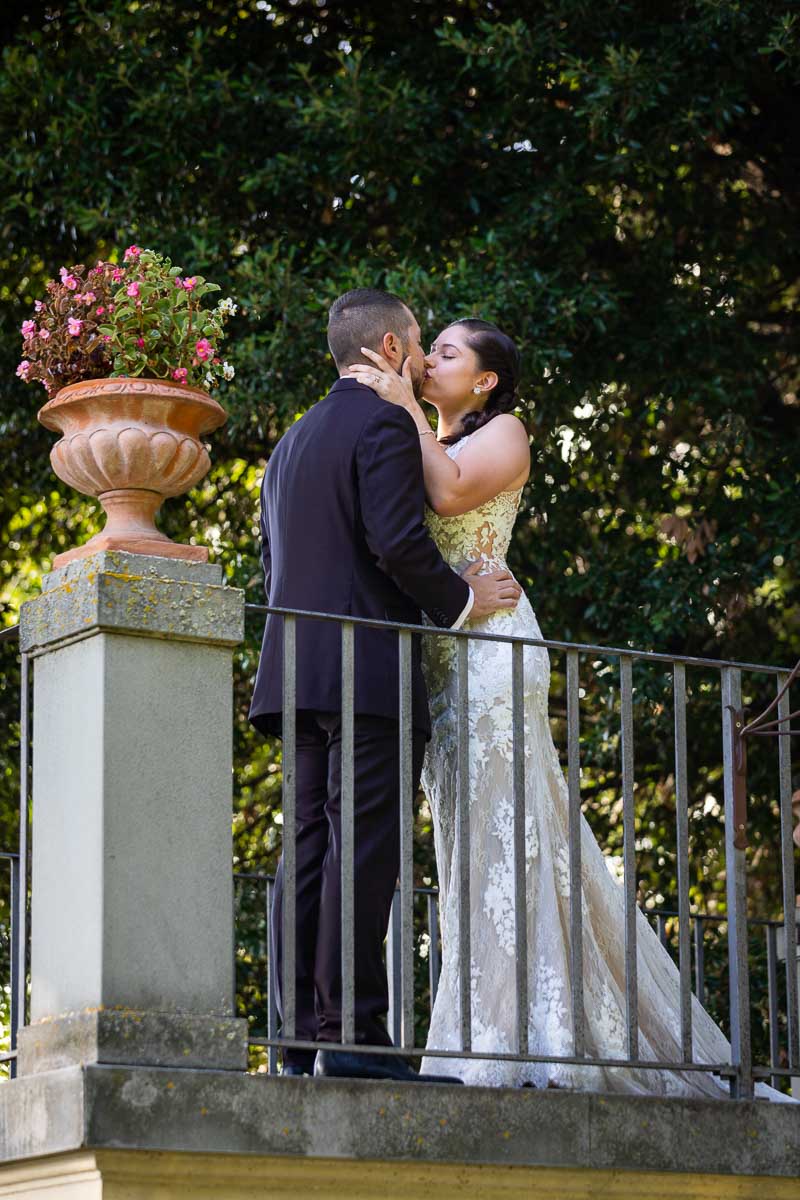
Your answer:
[16,245,236,398]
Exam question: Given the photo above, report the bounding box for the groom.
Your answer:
[249,288,521,1081]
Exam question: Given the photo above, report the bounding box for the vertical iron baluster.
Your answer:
[566,649,585,1057]
[15,651,30,1070]
[721,667,752,1098]
[427,891,441,1010]
[340,621,356,1046]
[266,876,278,1075]
[398,630,415,1050]
[232,878,239,1038]
[620,655,639,1059]
[385,891,402,1047]
[281,616,297,1042]
[777,675,799,1078]
[9,854,20,1080]
[456,637,471,1051]
[765,923,780,1090]
[512,640,528,1055]
[673,663,693,1062]
[657,914,668,948]
[694,916,706,1004]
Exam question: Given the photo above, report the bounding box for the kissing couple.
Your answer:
[250,288,789,1099]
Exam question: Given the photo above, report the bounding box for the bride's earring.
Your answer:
[473,386,481,395]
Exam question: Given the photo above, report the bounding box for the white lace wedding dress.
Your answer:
[418,432,791,1100]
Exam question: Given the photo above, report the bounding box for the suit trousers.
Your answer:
[271,710,426,1069]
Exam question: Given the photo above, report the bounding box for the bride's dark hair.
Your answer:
[438,318,521,446]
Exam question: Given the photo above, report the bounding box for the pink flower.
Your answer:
[34,300,44,313]
[82,291,96,304]
[194,337,213,362]
[103,335,112,343]
[182,277,196,291]
[39,328,51,341]
[172,367,188,384]
[16,360,31,379]
[21,319,37,338]
[123,244,141,261]
[111,267,124,283]
[136,337,145,349]
[126,281,140,298]
[96,305,105,315]
[59,268,79,290]
[174,276,183,288]
[108,304,115,312]
[67,317,83,336]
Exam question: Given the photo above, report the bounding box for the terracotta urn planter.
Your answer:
[37,377,227,568]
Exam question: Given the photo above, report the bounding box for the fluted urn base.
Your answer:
[52,489,209,567]
[38,377,227,567]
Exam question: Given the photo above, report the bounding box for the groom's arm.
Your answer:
[355,403,471,627]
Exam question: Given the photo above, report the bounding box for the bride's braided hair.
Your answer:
[438,318,521,446]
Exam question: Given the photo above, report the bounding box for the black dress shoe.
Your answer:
[280,1065,312,1076]
[314,1049,463,1085]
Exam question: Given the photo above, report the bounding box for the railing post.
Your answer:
[777,674,799,1086]
[340,621,356,1046]
[281,614,297,1042]
[398,630,416,1050]
[620,655,639,1059]
[721,666,753,1097]
[8,855,20,1080]
[566,649,585,1057]
[673,663,693,1062]
[456,637,472,1051]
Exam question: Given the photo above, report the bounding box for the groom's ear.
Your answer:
[380,330,404,370]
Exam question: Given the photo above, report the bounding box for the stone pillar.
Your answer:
[16,550,248,1074]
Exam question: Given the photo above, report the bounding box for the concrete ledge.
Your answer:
[18,1011,249,1075]
[1,1065,798,1179]
[20,550,244,653]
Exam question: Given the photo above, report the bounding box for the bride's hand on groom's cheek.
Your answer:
[345,348,416,408]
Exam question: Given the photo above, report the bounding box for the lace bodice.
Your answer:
[424,434,522,572]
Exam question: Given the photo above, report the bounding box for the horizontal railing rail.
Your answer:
[245,602,798,676]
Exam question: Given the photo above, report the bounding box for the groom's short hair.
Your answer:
[327,288,413,371]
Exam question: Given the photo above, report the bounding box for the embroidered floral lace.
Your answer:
[419,433,789,1099]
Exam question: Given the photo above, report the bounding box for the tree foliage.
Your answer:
[1,0,799,1068]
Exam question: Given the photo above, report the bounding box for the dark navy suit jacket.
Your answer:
[249,377,471,737]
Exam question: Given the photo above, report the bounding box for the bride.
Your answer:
[346,318,791,1100]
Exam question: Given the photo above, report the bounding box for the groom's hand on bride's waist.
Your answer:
[461,559,522,619]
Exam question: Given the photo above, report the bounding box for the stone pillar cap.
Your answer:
[21,550,244,654]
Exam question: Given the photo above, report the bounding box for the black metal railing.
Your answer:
[242,603,799,1097]
[2,603,798,1096]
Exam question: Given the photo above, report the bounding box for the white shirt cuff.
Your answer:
[450,587,474,630]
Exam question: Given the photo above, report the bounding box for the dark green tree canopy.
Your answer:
[2,0,798,664]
